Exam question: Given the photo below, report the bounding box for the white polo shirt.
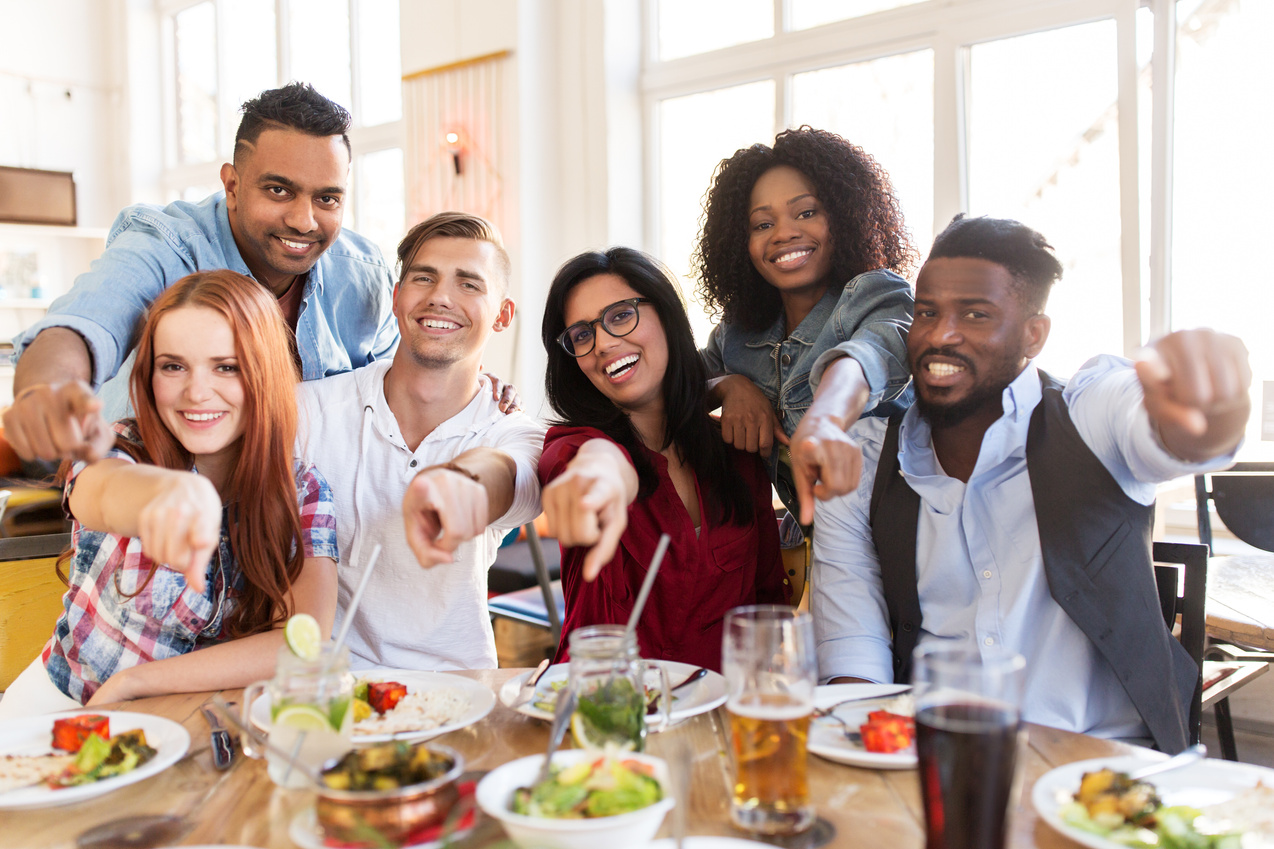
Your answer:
[297,359,545,670]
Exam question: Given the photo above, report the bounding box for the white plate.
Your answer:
[1032,754,1274,849]
[807,683,915,770]
[288,806,472,849]
[497,661,727,726]
[647,839,778,848]
[250,668,495,745]
[0,710,191,810]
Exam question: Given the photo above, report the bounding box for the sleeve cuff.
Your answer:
[16,316,122,390]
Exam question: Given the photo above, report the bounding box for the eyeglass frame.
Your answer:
[556,297,652,357]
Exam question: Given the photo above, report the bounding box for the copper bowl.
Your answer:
[315,743,464,845]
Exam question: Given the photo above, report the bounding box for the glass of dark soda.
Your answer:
[913,645,1025,849]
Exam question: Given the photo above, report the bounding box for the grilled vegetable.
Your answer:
[320,742,453,792]
[860,710,915,754]
[51,715,110,753]
[368,681,408,714]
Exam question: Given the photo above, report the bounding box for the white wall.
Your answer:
[0,0,136,228]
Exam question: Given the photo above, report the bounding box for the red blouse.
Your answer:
[538,426,789,672]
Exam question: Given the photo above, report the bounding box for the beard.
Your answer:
[913,347,1025,430]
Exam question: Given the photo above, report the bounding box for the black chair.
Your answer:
[487,522,565,649]
[1152,541,1208,746]
[1196,462,1274,552]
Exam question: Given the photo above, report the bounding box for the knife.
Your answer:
[201,704,236,771]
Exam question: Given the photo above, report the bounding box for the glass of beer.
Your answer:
[913,644,1026,849]
[722,605,817,835]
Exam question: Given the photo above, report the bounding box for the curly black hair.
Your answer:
[692,126,917,333]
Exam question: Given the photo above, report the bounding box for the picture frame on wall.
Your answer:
[0,166,77,226]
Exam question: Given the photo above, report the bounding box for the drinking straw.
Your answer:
[624,533,671,644]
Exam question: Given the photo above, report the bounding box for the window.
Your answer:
[645,1,1270,452]
[160,0,403,260]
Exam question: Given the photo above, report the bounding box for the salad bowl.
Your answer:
[475,749,674,849]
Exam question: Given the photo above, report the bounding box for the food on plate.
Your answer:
[1060,767,1243,849]
[51,715,110,753]
[320,741,455,791]
[512,755,663,819]
[49,728,158,788]
[859,710,915,754]
[0,753,75,793]
[368,681,408,715]
[1199,782,1274,844]
[351,678,470,737]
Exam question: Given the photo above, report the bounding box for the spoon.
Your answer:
[513,658,552,710]
[1129,743,1206,781]
[533,688,577,788]
[647,667,708,715]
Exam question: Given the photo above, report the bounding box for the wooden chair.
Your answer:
[0,533,71,691]
[1153,541,1268,757]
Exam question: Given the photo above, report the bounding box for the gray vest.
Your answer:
[867,374,1197,753]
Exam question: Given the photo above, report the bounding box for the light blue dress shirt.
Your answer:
[14,192,399,420]
[812,356,1234,740]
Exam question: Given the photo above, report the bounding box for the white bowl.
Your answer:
[475,749,675,849]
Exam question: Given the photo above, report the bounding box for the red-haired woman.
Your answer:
[1,270,337,714]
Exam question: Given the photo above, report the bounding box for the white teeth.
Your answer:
[422,319,460,329]
[774,248,813,264]
[927,362,965,377]
[279,238,311,250]
[184,412,224,422]
[606,355,638,376]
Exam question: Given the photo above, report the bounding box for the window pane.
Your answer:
[221,0,278,138]
[354,148,405,267]
[357,0,402,125]
[659,0,773,61]
[792,49,935,259]
[968,20,1121,378]
[290,0,352,114]
[1171,0,1274,456]
[175,2,218,164]
[659,81,776,343]
[790,0,926,31]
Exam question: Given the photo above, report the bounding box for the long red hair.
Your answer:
[128,270,303,639]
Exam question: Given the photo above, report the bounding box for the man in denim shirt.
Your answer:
[5,83,397,462]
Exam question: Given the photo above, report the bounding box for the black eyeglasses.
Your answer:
[557,298,651,357]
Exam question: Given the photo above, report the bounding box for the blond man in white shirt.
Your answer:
[298,213,545,670]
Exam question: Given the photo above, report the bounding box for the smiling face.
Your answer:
[152,306,246,466]
[221,128,349,295]
[393,236,514,372]
[908,257,1050,429]
[563,273,668,418]
[747,165,835,299]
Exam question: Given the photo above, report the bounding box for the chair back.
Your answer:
[1152,541,1209,745]
[1196,463,1274,552]
[0,533,71,690]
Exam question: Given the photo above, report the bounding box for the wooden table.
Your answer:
[2,668,1141,848]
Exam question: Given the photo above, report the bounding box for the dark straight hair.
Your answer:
[542,247,752,525]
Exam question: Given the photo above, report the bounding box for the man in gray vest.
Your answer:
[811,215,1250,752]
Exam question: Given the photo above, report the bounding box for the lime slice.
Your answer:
[570,711,593,748]
[328,694,352,731]
[274,704,334,731]
[284,613,322,661]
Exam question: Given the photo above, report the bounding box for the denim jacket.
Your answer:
[701,268,914,438]
[14,192,399,421]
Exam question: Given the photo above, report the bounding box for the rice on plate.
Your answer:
[356,688,470,737]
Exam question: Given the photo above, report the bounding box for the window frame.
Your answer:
[641,0,1161,358]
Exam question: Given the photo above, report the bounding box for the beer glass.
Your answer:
[722,605,816,835]
[913,644,1026,849]
[241,645,354,788]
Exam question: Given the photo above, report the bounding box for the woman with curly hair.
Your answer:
[694,126,916,524]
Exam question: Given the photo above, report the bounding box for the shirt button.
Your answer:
[410,459,418,468]
[984,637,995,646]
[982,570,992,579]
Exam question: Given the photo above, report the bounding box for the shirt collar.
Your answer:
[357,360,506,450]
[746,283,844,347]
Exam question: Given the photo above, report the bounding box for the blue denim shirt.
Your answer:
[14,192,399,420]
[701,268,914,438]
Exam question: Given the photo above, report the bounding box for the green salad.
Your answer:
[512,756,663,819]
[1062,767,1241,849]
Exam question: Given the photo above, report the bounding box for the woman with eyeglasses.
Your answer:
[0,271,338,716]
[538,248,788,672]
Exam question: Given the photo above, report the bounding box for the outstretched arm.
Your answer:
[5,329,114,462]
[86,554,338,705]
[1136,329,1250,462]
[789,356,871,525]
[541,438,639,581]
[402,447,519,567]
[69,460,223,594]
